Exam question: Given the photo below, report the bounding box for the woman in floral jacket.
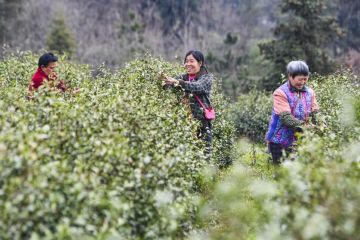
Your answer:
[266,60,319,164]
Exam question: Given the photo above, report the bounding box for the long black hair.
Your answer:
[184,50,208,73]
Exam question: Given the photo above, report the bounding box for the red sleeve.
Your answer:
[30,75,44,90]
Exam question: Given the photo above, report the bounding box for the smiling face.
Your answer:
[289,74,308,90]
[184,54,202,75]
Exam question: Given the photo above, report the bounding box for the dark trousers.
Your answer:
[268,142,292,164]
[197,120,212,157]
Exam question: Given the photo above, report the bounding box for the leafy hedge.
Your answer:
[0,52,235,239]
[230,91,272,142]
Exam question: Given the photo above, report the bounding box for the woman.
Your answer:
[265,60,319,164]
[28,52,80,95]
[162,50,213,155]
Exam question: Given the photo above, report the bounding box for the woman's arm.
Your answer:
[273,89,304,130]
[178,74,212,95]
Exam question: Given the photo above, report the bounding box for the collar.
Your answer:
[184,67,208,81]
[288,80,307,92]
[37,67,49,78]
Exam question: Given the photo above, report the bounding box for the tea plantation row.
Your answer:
[0,52,235,239]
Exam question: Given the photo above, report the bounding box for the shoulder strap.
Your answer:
[194,95,206,109]
[194,95,210,110]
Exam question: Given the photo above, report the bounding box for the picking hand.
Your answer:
[48,72,58,80]
[72,88,81,94]
[164,76,179,85]
[158,72,167,81]
[304,123,316,130]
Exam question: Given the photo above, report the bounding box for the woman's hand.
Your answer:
[72,88,81,94]
[164,76,179,86]
[158,72,166,81]
[48,72,58,80]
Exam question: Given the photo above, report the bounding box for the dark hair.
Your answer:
[184,50,208,72]
[287,60,309,78]
[38,52,58,67]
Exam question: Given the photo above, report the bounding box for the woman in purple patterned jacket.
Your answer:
[266,60,319,164]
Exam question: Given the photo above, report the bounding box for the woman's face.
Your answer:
[41,62,57,77]
[289,74,308,90]
[184,54,202,75]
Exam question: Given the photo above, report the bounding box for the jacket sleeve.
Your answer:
[274,89,304,130]
[30,76,45,90]
[273,89,291,114]
[163,74,185,89]
[178,74,212,95]
[279,112,304,130]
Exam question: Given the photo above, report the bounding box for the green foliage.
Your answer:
[192,164,274,240]
[355,94,360,123]
[335,0,360,52]
[262,131,360,239]
[309,71,360,142]
[206,34,243,100]
[259,0,343,90]
[230,90,272,142]
[46,12,76,57]
[117,10,149,62]
[0,52,235,239]
[154,0,199,34]
[190,140,276,240]
[207,38,275,99]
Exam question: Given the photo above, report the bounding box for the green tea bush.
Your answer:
[260,132,360,239]
[0,52,235,239]
[230,91,272,143]
[210,81,236,168]
[189,141,275,240]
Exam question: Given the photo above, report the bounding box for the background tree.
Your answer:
[259,0,343,90]
[207,33,243,100]
[154,0,200,50]
[0,0,23,46]
[334,0,360,74]
[204,0,278,99]
[46,12,76,57]
[335,0,360,52]
[117,10,148,62]
[1,0,359,98]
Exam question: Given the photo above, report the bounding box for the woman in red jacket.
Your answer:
[29,52,67,92]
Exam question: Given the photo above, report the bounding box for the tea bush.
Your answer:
[0,51,235,239]
[189,140,275,240]
[230,91,272,142]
